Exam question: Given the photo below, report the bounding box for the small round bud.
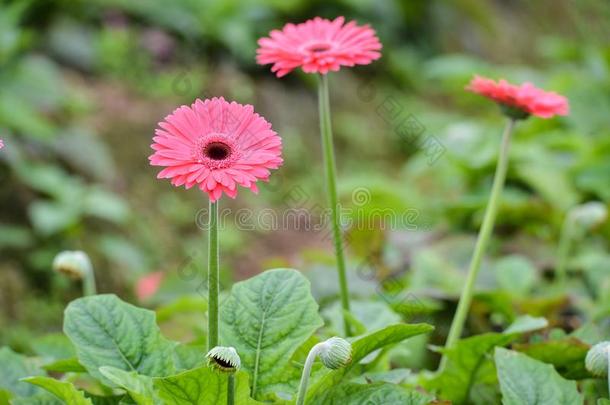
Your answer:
[318,337,352,370]
[570,202,607,230]
[206,346,241,373]
[585,341,610,377]
[52,251,93,280]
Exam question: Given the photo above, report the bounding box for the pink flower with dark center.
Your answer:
[149,97,283,201]
[257,16,382,77]
[466,75,569,119]
[135,271,164,301]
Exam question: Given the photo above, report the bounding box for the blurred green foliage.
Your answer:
[0,2,609,399]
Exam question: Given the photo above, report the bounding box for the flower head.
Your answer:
[257,16,382,77]
[0,139,4,149]
[135,271,164,301]
[206,346,241,373]
[149,97,283,201]
[585,341,610,376]
[52,251,93,280]
[318,337,352,369]
[466,75,569,119]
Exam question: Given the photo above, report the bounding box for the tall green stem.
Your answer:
[82,272,97,296]
[208,200,219,350]
[439,118,516,371]
[318,74,351,337]
[606,349,610,399]
[296,343,323,405]
[227,374,235,405]
[555,215,574,287]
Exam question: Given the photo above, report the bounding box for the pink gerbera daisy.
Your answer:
[466,75,569,119]
[135,271,164,301]
[256,16,382,77]
[149,97,283,201]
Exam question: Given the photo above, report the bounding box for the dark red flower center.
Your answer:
[204,142,231,160]
[304,42,332,53]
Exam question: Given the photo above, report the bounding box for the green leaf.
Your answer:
[424,333,517,404]
[513,337,591,379]
[494,255,538,297]
[307,323,434,402]
[0,389,12,404]
[257,336,323,401]
[31,333,76,361]
[314,382,432,405]
[322,300,401,336]
[64,294,176,383]
[153,366,261,405]
[12,392,63,405]
[504,315,548,334]
[425,313,548,405]
[22,377,92,405]
[42,357,87,373]
[0,347,44,397]
[495,348,583,405]
[173,344,206,371]
[219,269,324,399]
[156,296,207,323]
[88,394,126,405]
[98,366,155,405]
[352,368,412,384]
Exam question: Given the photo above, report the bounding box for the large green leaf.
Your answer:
[513,337,591,379]
[0,347,44,397]
[424,333,517,404]
[495,348,583,405]
[173,343,206,371]
[22,377,92,405]
[425,317,547,404]
[307,323,434,403]
[12,393,62,405]
[64,294,176,383]
[219,269,323,400]
[99,366,155,405]
[153,366,261,405]
[31,333,76,361]
[314,382,432,405]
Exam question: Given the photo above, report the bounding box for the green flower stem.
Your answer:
[83,271,96,296]
[607,348,610,398]
[296,343,324,405]
[318,74,351,337]
[208,200,219,351]
[227,374,235,405]
[439,117,516,371]
[555,215,574,287]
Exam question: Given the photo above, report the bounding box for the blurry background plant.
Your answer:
[0,0,609,400]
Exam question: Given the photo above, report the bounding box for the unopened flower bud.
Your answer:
[206,346,241,373]
[318,337,352,370]
[570,202,607,230]
[585,341,610,377]
[52,251,93,280]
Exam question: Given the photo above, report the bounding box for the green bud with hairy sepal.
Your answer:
[206,346,241,373]
[585,341,610,376]
[318,337,352,370]
[53,251,93,280]
[570,202,608,230]
[296,337,353,405]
